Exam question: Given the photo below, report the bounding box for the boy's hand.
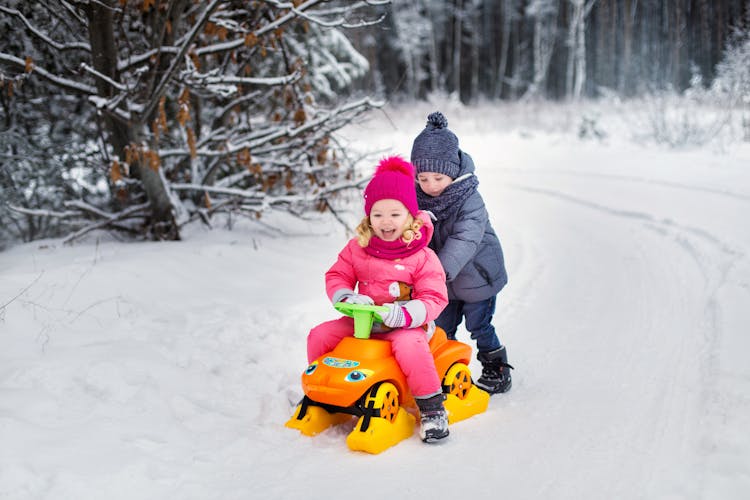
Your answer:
[381,303,408,328]
[341,292,374,305]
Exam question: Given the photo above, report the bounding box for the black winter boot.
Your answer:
[476,346,514,394]
[415,393,449,443]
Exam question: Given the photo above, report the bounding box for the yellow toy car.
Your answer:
[286,303,489,454]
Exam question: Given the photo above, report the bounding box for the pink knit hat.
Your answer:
[363,156,419,216]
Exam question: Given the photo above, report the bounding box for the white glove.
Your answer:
[341,292,374,305]
[381,303,408,328]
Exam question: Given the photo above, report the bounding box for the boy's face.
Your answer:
[417,172,452,197]
[369,199,410,241]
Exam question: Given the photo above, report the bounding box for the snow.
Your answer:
[2,102,750,499]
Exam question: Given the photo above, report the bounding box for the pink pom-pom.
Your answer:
[375,156,415,177]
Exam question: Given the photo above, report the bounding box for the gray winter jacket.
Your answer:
[428,152,508,303]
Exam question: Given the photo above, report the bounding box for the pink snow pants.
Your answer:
[307,316,442,398]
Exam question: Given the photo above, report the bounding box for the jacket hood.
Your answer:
[416,210,435,244]
[457,150,476,178]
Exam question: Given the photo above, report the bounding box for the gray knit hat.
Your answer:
[410,111,460,178]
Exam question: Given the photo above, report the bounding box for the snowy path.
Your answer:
[2,108,749,499]
[478,139,750,499]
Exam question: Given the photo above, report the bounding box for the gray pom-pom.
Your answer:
[426,111,448,129]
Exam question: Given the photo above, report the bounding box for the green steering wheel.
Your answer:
[333,302,389,339]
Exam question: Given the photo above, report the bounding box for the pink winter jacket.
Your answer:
[325,211,448,329]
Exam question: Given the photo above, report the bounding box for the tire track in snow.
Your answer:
[504,181,746,498]
[500,167,750,203]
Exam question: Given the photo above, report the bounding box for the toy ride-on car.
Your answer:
[286,302,490,454]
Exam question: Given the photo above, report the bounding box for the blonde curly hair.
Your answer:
[356,214,424,248]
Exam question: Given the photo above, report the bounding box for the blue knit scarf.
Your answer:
[416,174,479,221]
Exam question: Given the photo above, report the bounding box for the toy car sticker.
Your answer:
[322,357,360,369]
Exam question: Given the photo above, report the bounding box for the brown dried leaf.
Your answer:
[178,88,190,105]
[263,174,277,192]
[186,127,197,159]
[189,51,200,70]
[177,103,190,127]
[110,160,123,183]
[158,96,167,129]
[293,108,306,125]
[237,148,252,167]
[24,56,33,73]
[148,150,160,171]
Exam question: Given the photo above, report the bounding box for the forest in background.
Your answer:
[1,0,749,249]
[358,0,750,102]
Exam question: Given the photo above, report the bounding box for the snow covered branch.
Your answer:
[159,97,382,160]
[0,52,97,95]
[0,5,91,52]
[140,0,223,122]
[282,1,388,29]
[60,202,151,245]
[182,69,301,90]
[79,63,128,92]
[8,205,81,219]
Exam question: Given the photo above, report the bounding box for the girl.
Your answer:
[307,156,450,442]
[411,111,514,394]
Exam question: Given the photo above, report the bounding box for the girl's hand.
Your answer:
[341,292,374,305]
[381,303,408,328]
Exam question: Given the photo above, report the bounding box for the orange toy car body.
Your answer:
[301,328,471,409]
[286,304,489,453]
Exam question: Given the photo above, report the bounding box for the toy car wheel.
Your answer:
[443,363,473,400]
[364,382,400,423]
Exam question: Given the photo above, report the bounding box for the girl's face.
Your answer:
[417,172,453,197]
[369,199,410,241]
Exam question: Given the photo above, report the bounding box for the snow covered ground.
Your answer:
[1,101,749,499]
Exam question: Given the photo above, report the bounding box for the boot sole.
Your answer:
[422,431,450,443]
[476,380,512,394]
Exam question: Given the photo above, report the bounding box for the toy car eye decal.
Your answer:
[345,369,374,382]
[305,361,318,375]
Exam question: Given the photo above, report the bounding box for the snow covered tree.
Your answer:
[565,0,596,100]
[0,0,387,245]
[713,22,750,141]
[524,0,559,100]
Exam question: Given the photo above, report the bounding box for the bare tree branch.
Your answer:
[61,202,150,245]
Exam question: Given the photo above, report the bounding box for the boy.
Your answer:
[411,112,514,393]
